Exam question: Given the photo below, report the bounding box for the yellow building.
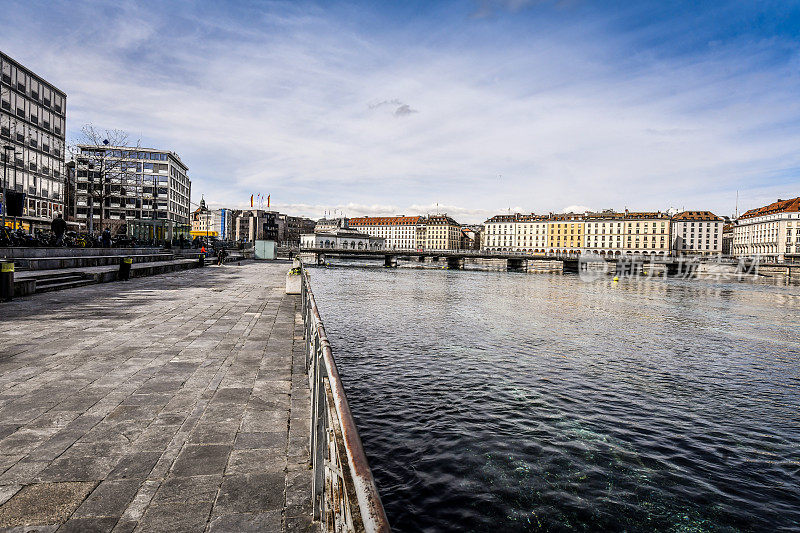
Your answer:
[419,214,462,250]
[547,214,584,255]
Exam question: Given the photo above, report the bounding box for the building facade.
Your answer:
[483,214,518,252]
[671,211,723,255]
[348,216,422,250]
[300,229,384,250]
[733,197,800,261]
[417,214,462,251]
[1,51,67,228]
[280,214,315,246]
[314,217,349,233]
[74,145,191,239]
[584,211,626,256]
[622,212,671,256]
[235,210,279,242]
[547,214,585,255]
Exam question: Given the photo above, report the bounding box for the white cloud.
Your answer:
[4,1,799,223]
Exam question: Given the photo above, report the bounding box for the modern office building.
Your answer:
[0,51,67,229]
[670,211,724,255]
[73,145,191,241]
[280,214,315,246]
[733,197,800,261]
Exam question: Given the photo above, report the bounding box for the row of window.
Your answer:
[1,58,65,113]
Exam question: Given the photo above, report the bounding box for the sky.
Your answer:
[3,0,800,223]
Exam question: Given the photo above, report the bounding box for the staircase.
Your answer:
[27,271,96,293]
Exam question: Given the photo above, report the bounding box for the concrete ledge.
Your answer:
[0,247,162,259]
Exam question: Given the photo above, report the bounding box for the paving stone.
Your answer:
[150,474,222,505]
[233,431,287,450]
[169,445,231,477]
[135,502,211,533]
[73,480,142,518]
[56,516,119,532]
[212,472,285,516]
[206,510,282,532]
[0,482,96,528]
[106,452,161,481]
[0,263,316,532]
[225,449,286,475]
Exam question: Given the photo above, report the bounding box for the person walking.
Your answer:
[101,228,112,248]
[51,213,67,246]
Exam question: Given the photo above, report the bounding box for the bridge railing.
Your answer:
[299,262,391,533]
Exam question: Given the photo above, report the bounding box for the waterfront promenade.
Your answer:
[0,263,314,532]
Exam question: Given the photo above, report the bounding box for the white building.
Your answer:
[671,211,723,256]
[348,216,421,250]
[733,197,800,262]
[483,214,520,252]
[300,229,384,251]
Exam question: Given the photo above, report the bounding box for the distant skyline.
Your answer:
[3,0,799,223]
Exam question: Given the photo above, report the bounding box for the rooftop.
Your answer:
[349,216,422,226]
[740,197,800,219]
[672,210,723,221]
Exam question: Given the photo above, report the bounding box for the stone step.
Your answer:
[35,279,97,293]
[10,258,206,298]
[14,253,177,271]
[35,274,87,287]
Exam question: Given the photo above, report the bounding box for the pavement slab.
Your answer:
[0,262,315,532]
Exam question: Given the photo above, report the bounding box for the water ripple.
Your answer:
[311,266,800,532]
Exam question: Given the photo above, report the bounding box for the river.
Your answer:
[309,263,800,532]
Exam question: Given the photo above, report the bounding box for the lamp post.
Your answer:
[2,145,14,230]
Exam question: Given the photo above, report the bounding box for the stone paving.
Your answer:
[0,262,315,532]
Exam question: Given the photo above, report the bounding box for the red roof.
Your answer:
[740,197,800,219]
[349,216,422,226]
[672,210,723,221]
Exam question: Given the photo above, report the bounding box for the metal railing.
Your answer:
[300,262,390,533]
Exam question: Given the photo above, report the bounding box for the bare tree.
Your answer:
[68,125,141,234]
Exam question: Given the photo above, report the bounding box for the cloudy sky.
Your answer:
[3,0,799,222]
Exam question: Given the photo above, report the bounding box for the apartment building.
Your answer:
[671,211,723,255]
[733,197,800,261]
[417,214,462,250]
[74,145,191,240]
[584,211,626,256]
[623,212,671,256]
[483,214,518,251]
[547,214,585,255]
[0,51,67,228]
[348,216,422,250]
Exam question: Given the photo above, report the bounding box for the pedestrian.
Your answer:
[200,245,207,257]
[217,247,227,266]
[101,228,112,248]
[51,213,67,246]
[179,234,186,249]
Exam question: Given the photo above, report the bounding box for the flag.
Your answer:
[267,194,270,208]
[250,194,253,207]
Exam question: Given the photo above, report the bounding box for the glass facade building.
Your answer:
[74,145,191,235]
[0,51,67,226]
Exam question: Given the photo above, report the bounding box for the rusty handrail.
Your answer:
[300,262,390,533]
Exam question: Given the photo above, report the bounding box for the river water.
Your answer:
[309,264,800,532]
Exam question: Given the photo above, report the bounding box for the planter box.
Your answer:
[285,272,301,294]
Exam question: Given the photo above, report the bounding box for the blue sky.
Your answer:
[3,0,800,222]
